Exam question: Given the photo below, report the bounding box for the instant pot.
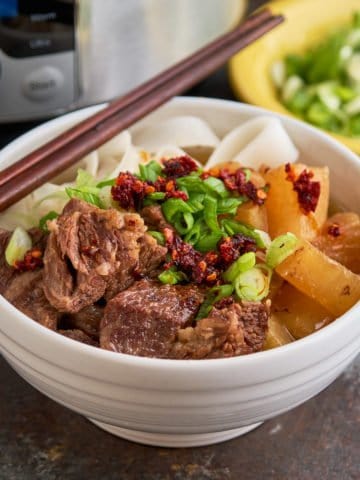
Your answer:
[0,0,247,122]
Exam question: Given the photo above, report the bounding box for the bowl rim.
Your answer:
[0,95,359,371]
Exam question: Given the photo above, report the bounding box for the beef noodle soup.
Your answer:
[0,115,359,359]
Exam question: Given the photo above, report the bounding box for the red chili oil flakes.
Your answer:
[111,172,150,210]
[285,163,321,215]
[327,223,341,237]
[162,156,198,178]
[214,296,235,310]
[202,167,267,205]
[218,234,257,265]
[14,248,43,272]
[163,228,256,286]
[153,178,188,201]
[111,171,188,210]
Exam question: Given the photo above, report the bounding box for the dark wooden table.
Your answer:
[0,2,359,479]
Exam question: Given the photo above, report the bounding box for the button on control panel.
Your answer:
[22,65,64,101]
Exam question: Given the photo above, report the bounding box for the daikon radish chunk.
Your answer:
[276,239,360,317]
[265,163,329,240]
[272,283,334,339]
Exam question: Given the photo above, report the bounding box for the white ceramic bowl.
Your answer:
[0,98,359,448]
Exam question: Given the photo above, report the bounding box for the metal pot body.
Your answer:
[0,0,247,122]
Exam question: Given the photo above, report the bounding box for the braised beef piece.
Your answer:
[58,329,99,346]
[100,279,204,357]
[140,205,170,231]
[43,199,166,313]
[137,233,167,278]
[4,270,60,330]
[169,301,270,359]
[61,304,103,339]
[0,229,15,294]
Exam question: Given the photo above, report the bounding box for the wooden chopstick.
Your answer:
[0,8,272,188]
[0,10,284,212]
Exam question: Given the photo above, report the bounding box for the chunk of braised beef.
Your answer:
[137,233,167,277]
[43,199,146,312]
[100,279,204,357]
[4,270,59,330]
[61,304,104,339]
[59,329,99,347]
[140,205,169,231]
[169,301,270,359]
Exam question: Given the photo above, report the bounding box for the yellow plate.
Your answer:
[229,0,360,154]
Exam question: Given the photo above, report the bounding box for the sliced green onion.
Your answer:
[5,227,32,267]
[266,232,299,269]
[203,196,220,233]
[158,267,187,285]
[187,193,205,212]
[223,251,256,283]
[254,229,271,249]
[162,198,193,223]
[184,222,203,245]
[216,197,244,214]
[195,231,223,253]
[174,212,194,235]
[147,192,166,201]
[234,264,272,302]
[138,160,162,182]
[65,187,103,208]
[96,178,116,188]
[148,231,165,245]
[39,211,59,231]
[176,175,206,193]
[203,177,230,198]
[282,75,304,103]
[195,284,234,320]
[221,219,268,249]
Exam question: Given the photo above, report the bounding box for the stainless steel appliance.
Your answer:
[0,0,247,122]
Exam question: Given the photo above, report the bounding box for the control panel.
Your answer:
[0,0,77,121]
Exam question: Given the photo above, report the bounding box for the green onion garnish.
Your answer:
[158,267,188,285]
[196,284,234,320]
[148,231,165,245]
[162,198,193,223]
[65,187,103,208]
[234,264,272,302]
[96,178,116,188]
[266,232,299,268]
[223,251,256,283]
[5,227,32,267]
[194,231,223,253]
[203,177,230,198]
[138,160,162,182]
[203,196,221,233]
[39,211,59,232]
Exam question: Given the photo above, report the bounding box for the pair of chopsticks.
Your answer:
[0,9,284,212]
